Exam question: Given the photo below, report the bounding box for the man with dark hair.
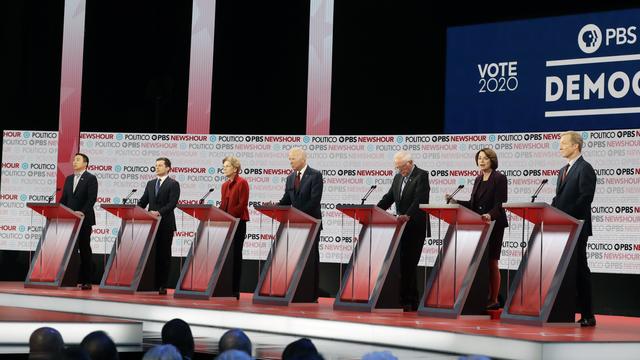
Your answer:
[60,152,98,289]
[29,327,64,360]
[138,157,180,295]
[282,338,320,360]
[79,331,118,360]
[218,328,252,356]
[161,318,194,360]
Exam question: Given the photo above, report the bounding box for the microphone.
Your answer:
[48,188,61,203]
[360,185,377,205]
[530,179,548,203]
[446,185,464,204]
[122,189,137,205]
[199,188,215,204]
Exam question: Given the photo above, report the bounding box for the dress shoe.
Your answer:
[158,287,167,295]
[80,283,92,290]
[486,302,501,311]
[578,316,596,327]
[402,303,418,312]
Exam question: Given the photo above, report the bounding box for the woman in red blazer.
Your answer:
[446,148,508,310]
[220,156,250,299]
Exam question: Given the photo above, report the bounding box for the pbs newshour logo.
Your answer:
[577,23,636,54]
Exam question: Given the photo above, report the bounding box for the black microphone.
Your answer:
[446,185,464,204]
[48,188,61,203]
[530,179,548,203]
[199,188,215,204]
[360,185,377,205]
[122,189,137,205]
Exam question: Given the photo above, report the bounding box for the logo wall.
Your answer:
[2,130,640,274]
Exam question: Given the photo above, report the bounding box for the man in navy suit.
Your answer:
[377,151,430,311]
[551,131,597,327]
[278,147,323,302]
[60,153,98,290]
[138,157,181,295]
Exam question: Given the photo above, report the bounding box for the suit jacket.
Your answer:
[220,175,250,221]
[278,166,323,220]
[60,171,98,226]
[458,170,508,228]
[551,156,596,236]
[377,165,431,236]
[138,176,181,231]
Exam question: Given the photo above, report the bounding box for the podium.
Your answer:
[174,204,239,299]
[99,204,161,293]
[333,205,407,311]
[24,203,85,288]
[418,204,495,318]
[501,203,583,325]
[252,205,321,305]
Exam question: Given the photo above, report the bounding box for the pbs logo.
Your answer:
[578,24,602,54]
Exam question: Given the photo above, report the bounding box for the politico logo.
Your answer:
[578,24,602,54]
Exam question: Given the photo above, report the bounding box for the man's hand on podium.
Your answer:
[74,211,84,217]
[444,194,457,204]
[481,214,491,223]
[397,214,410,223]
[150,210,161,217]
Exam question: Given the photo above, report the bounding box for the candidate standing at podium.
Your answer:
[551,131,597,327]
[219,156,250,299]
[138,157,181,295]
[446,148,508,310]
[278,147,323,302]
[60,153,98,290]
[377,151,430,312]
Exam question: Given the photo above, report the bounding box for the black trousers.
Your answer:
[399,221,426,306]
[154,228,174,289]
[75,224,94,284]
[232,220,247,296]
[576,232,593,318]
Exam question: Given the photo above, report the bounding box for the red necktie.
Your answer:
[561,165,569,183]
[294,171,301,191]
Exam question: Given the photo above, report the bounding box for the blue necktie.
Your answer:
[155,179,161,194]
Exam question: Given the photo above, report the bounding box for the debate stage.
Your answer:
[0,282,638,359]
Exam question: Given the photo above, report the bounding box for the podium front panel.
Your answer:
[506,224,572,316]
[259,223,312,297]
[180,221,233,292]
[340,224,395,302]
[28,219,78,283]
[424,224,486,308]
[104,221,154,287]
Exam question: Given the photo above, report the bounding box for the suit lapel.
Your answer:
[400,167,419,200]
[557,157,582,194]
[73,173,85,195]
[475,171,493,201]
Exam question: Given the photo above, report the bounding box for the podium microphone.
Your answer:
[530,179,548,203]
[122,189,137,204]
[446,184,464,204]
[361,185,377,205]
[199,188,215,204]
[48,188,61,203]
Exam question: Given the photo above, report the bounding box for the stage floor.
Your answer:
[0,282,638,360]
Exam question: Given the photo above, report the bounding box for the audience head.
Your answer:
[218,329,252,356]
[29,327,64,360]
[282,338,319,360]
[143,344,182,360]
[216,349,253,360]
[161,318,194,359]
[80,331,119,360]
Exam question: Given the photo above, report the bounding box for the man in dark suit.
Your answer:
[138,157,181,295]
[278,147,323,302]
[377,151,430,311]
[60,153,98,290]
[551,131,597,327]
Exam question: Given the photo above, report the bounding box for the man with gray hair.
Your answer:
[377,151,430,312]
[278,147,323,302]
[552,131,597,327]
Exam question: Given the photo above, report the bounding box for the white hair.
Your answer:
[393,151,412,163]
[289,147,307,160]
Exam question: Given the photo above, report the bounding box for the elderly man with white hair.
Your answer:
[278,147,324,302]
[377,151,430,312]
